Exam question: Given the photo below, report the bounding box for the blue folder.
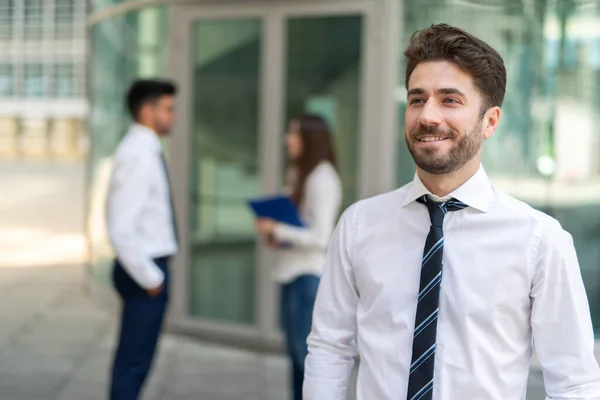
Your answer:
[247,195,305,227]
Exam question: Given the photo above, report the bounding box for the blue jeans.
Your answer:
[109,257,169,400]
[280,274,320,400]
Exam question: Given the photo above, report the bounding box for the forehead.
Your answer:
[408,60,479,96]
[156,94,174,104]
[288,119,300,130]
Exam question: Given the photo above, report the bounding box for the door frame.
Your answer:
[166,0,398,349]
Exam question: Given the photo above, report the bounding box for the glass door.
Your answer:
[187,18,263,324]
[168,6,273,335]
[168,0,377,342]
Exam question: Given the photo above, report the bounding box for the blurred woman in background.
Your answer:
[255,114,342,399]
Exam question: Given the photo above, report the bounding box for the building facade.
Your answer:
[0,0,87,159]
[86,0,600,350]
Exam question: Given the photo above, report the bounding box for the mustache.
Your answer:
[410,124,455,140]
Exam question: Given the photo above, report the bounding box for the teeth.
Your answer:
[419,137,446,142]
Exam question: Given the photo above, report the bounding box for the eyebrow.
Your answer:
[407,88,467,98]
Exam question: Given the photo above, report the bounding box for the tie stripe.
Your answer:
[407,196,467,400]
[410,343,436,373]
[414,310,438,337]
[421,238,444,266]
[410,379,434,400]
[418,272,442,302]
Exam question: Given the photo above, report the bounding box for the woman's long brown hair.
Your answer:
[289,114,338,205]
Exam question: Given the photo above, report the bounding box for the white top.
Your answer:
[272,161,342,283]
[106,124,178,289]
[304,165,600,400]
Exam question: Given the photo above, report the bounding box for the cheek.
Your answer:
[288,136,301,152]
[405,108,421,130]
[163,111,175,124]
[445,117,471,135]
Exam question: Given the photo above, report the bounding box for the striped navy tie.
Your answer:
[407,195,468,400]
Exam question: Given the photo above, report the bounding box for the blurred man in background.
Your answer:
[106,79,179,400]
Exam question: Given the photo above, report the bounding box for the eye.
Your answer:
[443,98,460,104]
[409,98,425,105]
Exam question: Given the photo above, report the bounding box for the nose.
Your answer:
[417,99,443,127]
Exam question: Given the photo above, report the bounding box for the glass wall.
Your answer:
[90,0,131,12]
[86,6,167,285]
[396,0,600,333]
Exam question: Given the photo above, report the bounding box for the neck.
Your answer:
[417,159,480,197]
[136,121,159,136]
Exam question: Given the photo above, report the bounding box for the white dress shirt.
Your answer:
[106,124,178,289]
[304,165,600,400]
[272,161,342,283]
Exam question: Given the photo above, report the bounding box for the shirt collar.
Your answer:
[401,164,493,213]
[130,123,162,153]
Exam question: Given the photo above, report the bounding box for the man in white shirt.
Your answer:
[106,79,178,400]
[304,23,600,400]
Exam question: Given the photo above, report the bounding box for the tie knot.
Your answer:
[416,195,468,227]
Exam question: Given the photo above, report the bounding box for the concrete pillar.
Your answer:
[20,118,50,159]
[50,118,80,159]
[0,117,20,158]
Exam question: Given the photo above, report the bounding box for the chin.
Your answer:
[415,158,453,174]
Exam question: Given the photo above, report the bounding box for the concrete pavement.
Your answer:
[0,265,290,400]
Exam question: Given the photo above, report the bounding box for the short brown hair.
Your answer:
[404,23,506,111]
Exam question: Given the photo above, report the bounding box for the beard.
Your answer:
[405,120,483,175]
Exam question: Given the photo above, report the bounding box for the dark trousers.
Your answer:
[280,274,320,400]
[109,257,169,400]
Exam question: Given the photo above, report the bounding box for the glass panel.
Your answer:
[90,0,132,12]
[55,0,74,38]
[0,0,13,39]
[0,64,12,97]
[24,0,43,39]
[87,7,167,287]
[23,64,45,97]
[285,15,363,209]
[396,0,600,334]
[53,63,75,97]
[189,19,262,324]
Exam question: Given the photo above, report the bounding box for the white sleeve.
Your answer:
[303,204,360,399]
[106,153,164,289]
[272,169,341,249]
[530,220,600,400]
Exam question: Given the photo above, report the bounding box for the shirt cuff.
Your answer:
[273,223,295,243]
[138,262,165,289]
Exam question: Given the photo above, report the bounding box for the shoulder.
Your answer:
[112,140,157,179]
[492,188,569,246]
[115,130,158,161]
[338,185,407,228]
[306,162,342,190]
[493,189,560,227]
[309,162,339,180]
[352,181,412,213]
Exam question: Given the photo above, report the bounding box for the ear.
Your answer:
[137,102,152,123]
[483,106,501,139]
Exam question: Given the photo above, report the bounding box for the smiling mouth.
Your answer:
[417,137,449,142]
